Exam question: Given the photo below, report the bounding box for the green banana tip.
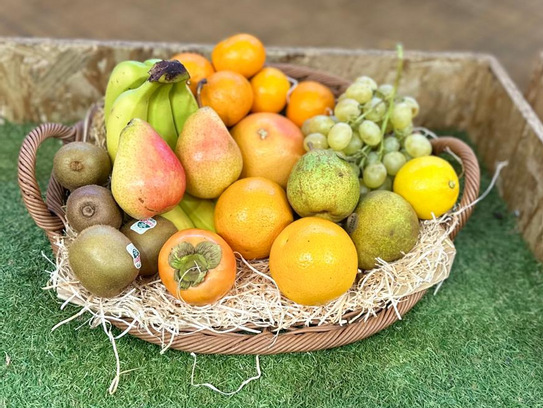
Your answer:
[148,60,190,84]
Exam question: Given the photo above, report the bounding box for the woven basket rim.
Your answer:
[17,62,481,354]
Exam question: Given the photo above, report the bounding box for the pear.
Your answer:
[347,191,420,270]
[287,149,359,222]
[175,107,243,199]
[111,118,186,219]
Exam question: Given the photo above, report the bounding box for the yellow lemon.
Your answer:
[393,156,459,219]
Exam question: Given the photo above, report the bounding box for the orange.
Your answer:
[212,33,266,78]
[230,113,305,188]
[269,217,358,306]
[215,177,293,259]
[171,52,215,95]
[250,67,290,113]
[286,81,335,127]
[199,70,254,127]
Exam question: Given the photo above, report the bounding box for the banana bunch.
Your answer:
[179,193,216,232]
[105,59,198,161]
[161,194,216,232]
[161,205,194,231]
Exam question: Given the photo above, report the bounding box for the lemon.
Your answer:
[393,156,459,219]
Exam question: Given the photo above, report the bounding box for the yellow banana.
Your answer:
[147,84,178,150]
[179,193,216,232]
[106,80,160,161]
[106,61,190,161]
[144,58,161,66]
[104,61,150,124]
[170,81,199,135]
[104,59,165,123]
[161,205,194,230]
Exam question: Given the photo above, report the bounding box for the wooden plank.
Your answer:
[1,37,542,260]
[2,0,543,88]
[527,52,543,120]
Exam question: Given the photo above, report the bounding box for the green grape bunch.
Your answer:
[300,45,432,195]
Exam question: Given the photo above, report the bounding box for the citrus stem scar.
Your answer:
[257,128,268,140]
[449,180,456,189]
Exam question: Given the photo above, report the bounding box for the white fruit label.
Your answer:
[126,243,141,269]
[130,218,158,235]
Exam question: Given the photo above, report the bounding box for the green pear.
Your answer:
[347,191,420,270]
[287,149,359,222]
[175,107,242,199]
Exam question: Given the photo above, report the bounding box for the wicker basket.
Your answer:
[17,63,481,355]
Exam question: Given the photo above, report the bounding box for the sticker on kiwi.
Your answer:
[126,243,141,269]
[130,218,158,235]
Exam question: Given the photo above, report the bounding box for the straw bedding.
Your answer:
[47,216,456,347]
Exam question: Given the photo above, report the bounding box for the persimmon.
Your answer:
[158,229,236,306]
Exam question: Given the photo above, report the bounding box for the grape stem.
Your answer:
[350,100,387,128]
[356,145,373,167]
[377,44,404,160]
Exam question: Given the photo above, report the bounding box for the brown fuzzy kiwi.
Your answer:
[68,225,140,298]
[121,216,178,276]
[66,185,122,233]
[53,142,111,190]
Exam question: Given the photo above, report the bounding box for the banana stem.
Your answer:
[148,60,190,84]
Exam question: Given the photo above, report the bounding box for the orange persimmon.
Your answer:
[158,229,236,306]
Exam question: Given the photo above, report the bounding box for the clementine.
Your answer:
[171,52,215,95]
[286,81,335,127]
[199,70,254,127]
[250,67,290,113]
[230,113,305,188]
[214,177,293,259]
[212,33,266,78]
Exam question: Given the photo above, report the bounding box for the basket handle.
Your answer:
[430,137,481,240]
[18,122,82,250]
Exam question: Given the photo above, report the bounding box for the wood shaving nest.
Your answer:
[46,216,457,346]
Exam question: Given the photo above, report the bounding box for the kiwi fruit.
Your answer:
[68,225,140,298]
[121,216,177,276]
[66,185,122,233]
[53,142,111,191]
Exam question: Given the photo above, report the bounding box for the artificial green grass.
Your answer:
[1,121,542,408]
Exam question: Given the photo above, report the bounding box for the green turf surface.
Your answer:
[1,122,542,408]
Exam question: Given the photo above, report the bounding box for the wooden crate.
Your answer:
[2,37,543,260]
[527,51,543,120]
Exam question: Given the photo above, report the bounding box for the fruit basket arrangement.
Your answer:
[18,35,480,357]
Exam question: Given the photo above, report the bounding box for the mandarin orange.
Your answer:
[171,52,215,94]
[286,81,335,127]
[212,33,266,78]
[250,67,290,113]
[199,70,254,127]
